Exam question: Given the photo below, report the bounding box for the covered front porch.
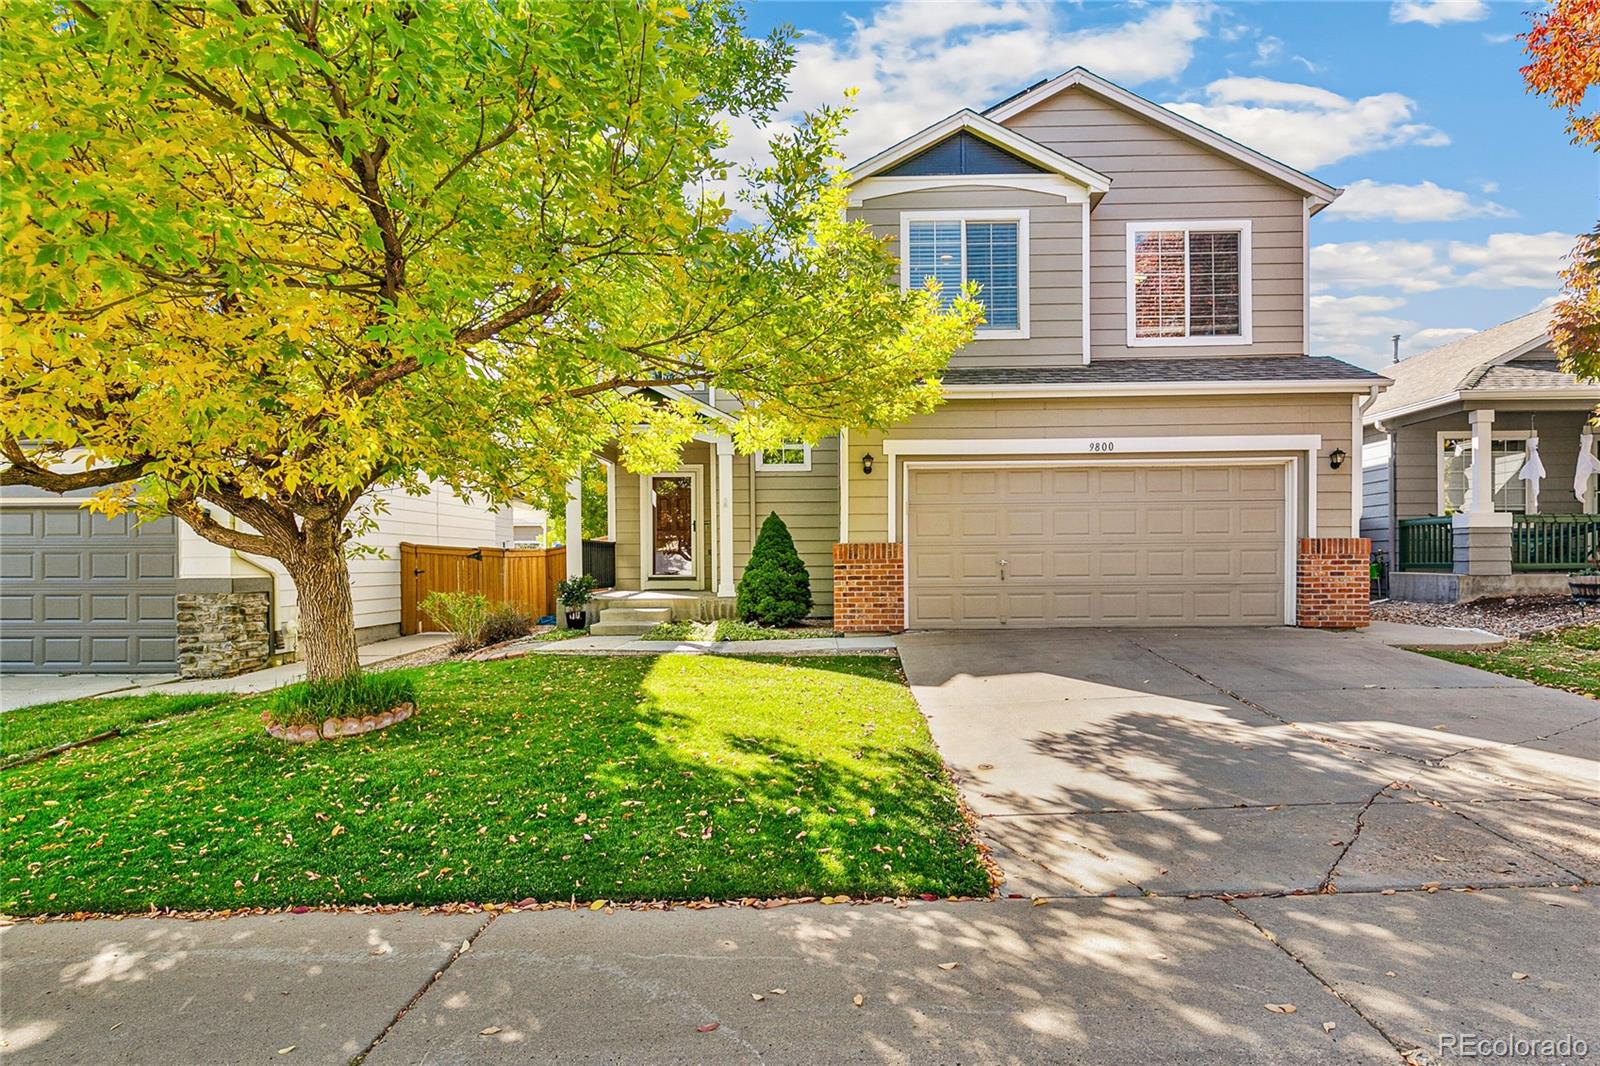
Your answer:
[1388,404,1599,603]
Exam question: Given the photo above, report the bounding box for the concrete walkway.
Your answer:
[1356,619,1509,650]
[1,634,453,711]
[487,633,899,657]
[3,888,1593,1065]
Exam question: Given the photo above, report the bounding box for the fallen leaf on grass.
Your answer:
[1264,1003,1297,1014]
[696,1022,720,1033]
[479,1027,502,1036]
[589,900,607,911]
[277,1048,296,1056]
[937,962,960,971]
[751,993,765,1002]
[769,988,787,995]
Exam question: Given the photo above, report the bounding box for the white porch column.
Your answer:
[1467,408,1495,514]
[564,474,583,581]
[715,438,736,598]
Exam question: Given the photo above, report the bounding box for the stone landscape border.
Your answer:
[262,702,415,743]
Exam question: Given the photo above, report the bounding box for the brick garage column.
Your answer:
[1296,537,1372,629]
[832,543,904,633]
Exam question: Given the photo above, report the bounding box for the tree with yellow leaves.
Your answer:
[1,1,979,681]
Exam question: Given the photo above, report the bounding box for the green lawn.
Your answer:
[2,692,229,766]
[1422,624,1600,699]
[643,619,838,641]
[0,655,986,915]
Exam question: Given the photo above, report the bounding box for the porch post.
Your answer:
[715,438,735,598]
[564,474,583,581]
[1467,408,1495,514]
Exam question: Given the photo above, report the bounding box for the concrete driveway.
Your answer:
[897,626,1600,898]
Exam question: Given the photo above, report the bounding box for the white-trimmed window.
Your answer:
[900,210,1029,339]
[1126,220,1252,346]
[755,442,811,471]
[1438,431,1531,513]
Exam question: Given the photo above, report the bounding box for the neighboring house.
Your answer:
[0,480,511,677]
[1362,308,1600,603]
[575,67,1386,635]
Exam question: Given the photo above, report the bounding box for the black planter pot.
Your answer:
[1569,576,1600,609]
[564,608,588,631]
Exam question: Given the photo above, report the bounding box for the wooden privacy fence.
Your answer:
[400,542,565,634]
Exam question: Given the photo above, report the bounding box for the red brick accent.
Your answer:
[832,543,905,633]
[1297,537,1372,629]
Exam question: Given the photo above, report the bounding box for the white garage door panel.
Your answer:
[907,464,1286,628]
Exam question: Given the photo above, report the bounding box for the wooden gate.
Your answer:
[400,542,566,634]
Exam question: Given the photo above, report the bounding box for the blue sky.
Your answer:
[738,0,1596,369]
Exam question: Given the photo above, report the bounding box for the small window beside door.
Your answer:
[755,442,812,471]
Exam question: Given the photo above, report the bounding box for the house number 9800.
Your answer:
[1088,441,1116,452]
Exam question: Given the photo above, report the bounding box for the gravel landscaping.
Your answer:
[1373,595,1590,637]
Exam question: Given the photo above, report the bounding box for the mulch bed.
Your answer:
[1373,595,1589,638]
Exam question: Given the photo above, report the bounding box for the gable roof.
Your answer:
[983,67,1341,211]
[848,109,1112,194]
[1364,307,1600,423]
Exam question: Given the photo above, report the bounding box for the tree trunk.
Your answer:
[285,525,361,682]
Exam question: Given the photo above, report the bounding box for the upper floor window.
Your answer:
[901,210,1029,339]
[755,442,811,471]
[1126,220,1252,347]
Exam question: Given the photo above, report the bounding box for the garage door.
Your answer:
[0,507,179,673]
[906,464,1286,627]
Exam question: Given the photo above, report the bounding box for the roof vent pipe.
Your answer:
[1392,334,1401,363]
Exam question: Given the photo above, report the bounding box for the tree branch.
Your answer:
[0,439,154,491]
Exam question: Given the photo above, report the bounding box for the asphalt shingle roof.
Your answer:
[941,356,1385,386]
[1467,364,1591,391]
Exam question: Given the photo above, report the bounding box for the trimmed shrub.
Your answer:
[737,512,812,627]
[265,670,418,728]
[480,603,535,645]
[422,591,492,651]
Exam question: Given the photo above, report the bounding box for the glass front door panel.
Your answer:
[652,476,694,576]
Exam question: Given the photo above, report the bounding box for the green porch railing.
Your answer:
[1512,514,1600,571]
[1397,516,1453,572]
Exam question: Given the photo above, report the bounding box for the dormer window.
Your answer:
[901,210,1030,339]
[1126,220,1252,347]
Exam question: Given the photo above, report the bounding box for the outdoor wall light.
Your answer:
[861,453,875,475]
[1329,448,1347,470]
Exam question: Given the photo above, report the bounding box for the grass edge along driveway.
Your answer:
[1419,623,1600,699]
[1,654,988,916]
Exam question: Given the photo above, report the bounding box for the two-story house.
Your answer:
[576,67,1387,635]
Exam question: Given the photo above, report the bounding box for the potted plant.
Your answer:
[557,574,598,631]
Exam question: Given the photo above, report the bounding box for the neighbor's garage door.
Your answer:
[906,464,1286,627]
[0,507,179,673]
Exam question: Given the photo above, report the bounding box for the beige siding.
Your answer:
[1003,87,1307,359]
[849,188,1083,368]
[1389,407,1594,521]
[739,437,840,614]
[846,394,1356,542]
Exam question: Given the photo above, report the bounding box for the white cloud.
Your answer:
[718,0,1215,200]
[1311,240,1455,293]
[1313,231,1574,296]
[1164,77,1449,169]
[1409,326,1478,349]
[1310,294,1416,367]
[1391,0,1490,26]
[1323,179,1514,223]
[1449,231,1574,289]
[1482,31,1515,44]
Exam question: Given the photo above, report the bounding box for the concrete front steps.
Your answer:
[589,606,672,637]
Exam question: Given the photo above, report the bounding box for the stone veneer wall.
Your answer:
[1296,537,1372,629]
[177,587,273,678]
[832,543,905,633]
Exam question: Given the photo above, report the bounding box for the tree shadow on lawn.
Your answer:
[0,654,989,915]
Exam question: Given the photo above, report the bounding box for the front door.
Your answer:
[650,474,696,577]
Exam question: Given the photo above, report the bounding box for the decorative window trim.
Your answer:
[1124,220,1253,348]
[1435,429,1534,515]
[754,442,812,472]
[899,209,1030,340]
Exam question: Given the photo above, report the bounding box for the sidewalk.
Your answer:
[4,890,1593,1065]
[1,634,454,711]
